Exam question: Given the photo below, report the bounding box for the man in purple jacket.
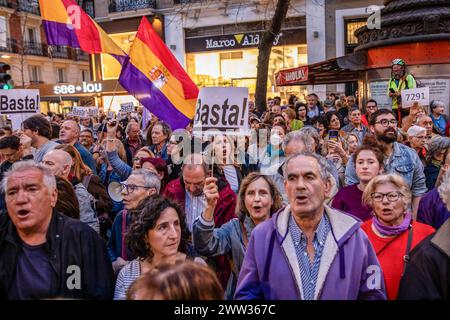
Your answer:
[235,152,386,300]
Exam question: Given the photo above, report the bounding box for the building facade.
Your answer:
[0,0,94,114]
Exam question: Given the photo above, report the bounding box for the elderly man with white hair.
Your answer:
[406,125,427,165]
[42,149,99,232]
[0,161,114,299]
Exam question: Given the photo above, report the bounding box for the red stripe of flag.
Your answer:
[61,0,102,53]
[135,17,199,100]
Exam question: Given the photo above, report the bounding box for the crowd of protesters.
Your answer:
[0,67,449,300]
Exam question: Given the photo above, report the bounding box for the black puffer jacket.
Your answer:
[0,210,114,300]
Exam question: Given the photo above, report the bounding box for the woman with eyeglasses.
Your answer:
[114,195,206,300]
[107,169,161,275]
[105,120,155,181]
[361,174,435,300]
[424,136,450,191]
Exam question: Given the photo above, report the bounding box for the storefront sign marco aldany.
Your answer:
[53,82,103,95]
[205,32,282,50]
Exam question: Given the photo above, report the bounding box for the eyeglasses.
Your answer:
[120,182,154,194]
[371,191,403,202]
[375,119,398,127]
[413,135,427,140]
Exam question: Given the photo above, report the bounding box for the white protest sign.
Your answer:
[193,87,250,136]
[118,111,128,120]
[72,106,99,118]
[0,89,40,115]
[120,102,134,113]
[401,87,429,108]
[0,89,40,130]
[107,111,116,119]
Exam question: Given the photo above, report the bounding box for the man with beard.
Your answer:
[387,59,416,121]
[345,109,427,217]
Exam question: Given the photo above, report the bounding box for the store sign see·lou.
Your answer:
[54,82,103,95]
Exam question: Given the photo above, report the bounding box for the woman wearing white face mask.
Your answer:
[193,172,283,300]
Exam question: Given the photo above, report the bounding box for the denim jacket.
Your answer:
[345,142,427,196]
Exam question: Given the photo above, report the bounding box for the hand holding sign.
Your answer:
[401,87,429,108]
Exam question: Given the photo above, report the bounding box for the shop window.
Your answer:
[186,44,307,98]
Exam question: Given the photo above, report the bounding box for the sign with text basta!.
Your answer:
[0,89,39,115]
[401,87,429,108]
[0,89,40,130]
[193,87,250,136]
[120,102,135,113]
[72,106,99,118]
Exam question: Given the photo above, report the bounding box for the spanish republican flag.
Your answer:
[38,0,125,59]
[119,17,198,130]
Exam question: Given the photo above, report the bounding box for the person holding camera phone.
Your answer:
[320,112,348,187]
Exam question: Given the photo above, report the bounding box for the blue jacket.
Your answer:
[193,215,255,300]
[106,151,132,181]
[345,142,427,196]
[235,205,386,300]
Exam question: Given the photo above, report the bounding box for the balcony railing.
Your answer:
[17,0,40,15]
[0,0,13,9]
[74,49,89,61]
[109,0,156,13]
[24,41,46,56]
[50,45,70,59]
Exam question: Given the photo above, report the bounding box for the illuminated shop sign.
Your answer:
[185,28,306,53]
[54,82,103,95]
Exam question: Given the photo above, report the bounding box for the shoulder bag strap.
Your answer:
[402,224,414,276]
[121,209,128,261]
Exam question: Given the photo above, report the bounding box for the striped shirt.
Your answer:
[185,192,206,232]
[288,213,331,300]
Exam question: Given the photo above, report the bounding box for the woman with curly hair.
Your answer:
[193,172,283,299]
[114,195,205,300]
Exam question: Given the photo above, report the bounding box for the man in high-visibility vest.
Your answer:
[387,58,417,124]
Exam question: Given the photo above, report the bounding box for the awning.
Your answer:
[275,51,367,86]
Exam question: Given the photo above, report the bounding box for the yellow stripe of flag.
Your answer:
[130,38,196,119]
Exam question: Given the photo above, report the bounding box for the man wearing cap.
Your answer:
[387,58,417,121]
[406,125,427,165]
